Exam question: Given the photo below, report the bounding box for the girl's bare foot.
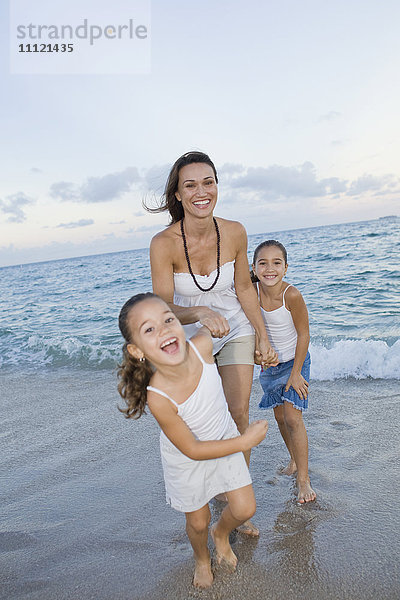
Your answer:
[297,478,316,503]
[210,524,238,569]
[193,559,213,588]
[236,519,259,537]
[280,458,297,476]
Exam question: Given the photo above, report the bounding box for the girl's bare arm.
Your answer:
[285,287,310,397]
[147,392,268,460]
[232,224,278,364]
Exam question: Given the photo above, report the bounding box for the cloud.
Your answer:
[217,162,400,208]
[56,219,94,229]
[0,235,149,267]
[321,177,348,194]
[81,167,139,202]
[31,167,42,173]
[0,192,35,223]
[220,163,246,176]
[50,181,80,202]
[143,164,171,192]
[318,110,342,122]
[222,162,332,200]
[348,174,399,196]
[50,167,140,203]
[134,224,163,233]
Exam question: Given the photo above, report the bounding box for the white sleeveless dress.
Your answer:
[147,340,252,513]
[173,261,254,354]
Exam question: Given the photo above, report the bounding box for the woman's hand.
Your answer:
[254,349,263,365]
[285,372,309,400]
[256,337,279,367]
[241,420,269,450]
[197,307,230,338]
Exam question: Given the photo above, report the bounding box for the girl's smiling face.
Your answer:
[253,245,288,288]
[126,297,186,366]
[175,163,218,219]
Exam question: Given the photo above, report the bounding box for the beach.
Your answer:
[1,369,399,600]
[1,218,399,598]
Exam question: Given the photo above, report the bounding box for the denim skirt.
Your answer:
[259,351,311,411]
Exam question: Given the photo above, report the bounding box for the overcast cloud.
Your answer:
[49,167,140,203]
[0,193,34,223]
[56,219,94,229]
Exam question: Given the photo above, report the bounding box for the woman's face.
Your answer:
[175,163,218,219]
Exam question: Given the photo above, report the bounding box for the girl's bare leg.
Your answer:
[273,405,297,475]
[218,364,259,535]
[211,484,256,568]
[283,401,316,503]
[185,505,213,588]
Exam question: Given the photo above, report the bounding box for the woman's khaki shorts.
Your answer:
[214,334,255,367]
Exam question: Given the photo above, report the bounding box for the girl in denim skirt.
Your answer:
[252,240,316,504]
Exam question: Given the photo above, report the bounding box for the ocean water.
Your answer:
[1,218,400,600]
[1,216,399,380]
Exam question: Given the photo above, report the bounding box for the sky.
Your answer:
[1,0,399,267]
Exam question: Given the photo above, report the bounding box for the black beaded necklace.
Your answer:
[180,217,221,292]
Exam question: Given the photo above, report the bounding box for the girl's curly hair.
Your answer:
[117,293,157,419]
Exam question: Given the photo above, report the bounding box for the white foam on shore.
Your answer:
[310,339,400,380]
[1,330,399,379]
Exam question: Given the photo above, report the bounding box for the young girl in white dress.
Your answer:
[252,240,316,504]
[117,292,268,589]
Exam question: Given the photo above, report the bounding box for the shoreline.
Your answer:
[1,370,399,600]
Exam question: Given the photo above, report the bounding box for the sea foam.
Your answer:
[310,339,400,380]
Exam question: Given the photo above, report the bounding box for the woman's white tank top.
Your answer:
[258,283,297,363]
[173,261,253,354]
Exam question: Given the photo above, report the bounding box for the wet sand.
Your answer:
[1,370,399,600]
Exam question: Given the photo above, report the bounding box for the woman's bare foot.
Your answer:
[297,478,316,504]
[210,524,238,569]
[193,559,213,588]
[236,519,259,537]
[280,458,297,476]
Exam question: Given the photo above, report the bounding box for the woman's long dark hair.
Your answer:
[117,293,157,419]
[143,151,218,224]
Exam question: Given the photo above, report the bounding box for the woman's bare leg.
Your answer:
[218,364,254,465]
[211,484,256,568]
[218,364,258,535]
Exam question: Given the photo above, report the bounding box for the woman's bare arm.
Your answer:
[150,233,230,337]
[232,224,278,365]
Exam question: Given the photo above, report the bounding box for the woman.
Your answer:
[148,152,277,535]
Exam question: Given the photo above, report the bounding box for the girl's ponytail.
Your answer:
[117,292,158,419]
[117,344,153,419]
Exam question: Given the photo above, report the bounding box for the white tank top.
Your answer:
[147,340,233,443]
[258,283,297,363]
[173,261,253,354]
